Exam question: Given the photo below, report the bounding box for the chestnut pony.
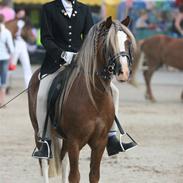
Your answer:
[5,18,36,44]
[133,35,183,102]
[28,17,136,183]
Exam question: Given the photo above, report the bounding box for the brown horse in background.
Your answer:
[131,35,183,102]
[28,17,136,183]
[5,18,36,44]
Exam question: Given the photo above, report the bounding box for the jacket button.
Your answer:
[68,45,71,48]
[69,32,72,35]
[69,39,72,42]
[69,26,72,29]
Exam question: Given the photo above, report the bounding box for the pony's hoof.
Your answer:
[128,79,138,87]
[145,94,156,103]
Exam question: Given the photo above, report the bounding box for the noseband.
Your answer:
[96,50,133,80]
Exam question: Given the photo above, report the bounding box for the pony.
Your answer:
[131,35,183,102]
[28,16,136,183]
[5,18,36,44]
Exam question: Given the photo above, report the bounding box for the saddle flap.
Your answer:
[47,64,76,128]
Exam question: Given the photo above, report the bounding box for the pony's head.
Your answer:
[78,16,136,86]
[64,17,136,106]
[97,16,137,82]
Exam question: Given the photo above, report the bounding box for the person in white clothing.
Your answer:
[11,10,32,88]
[0,14,14,106]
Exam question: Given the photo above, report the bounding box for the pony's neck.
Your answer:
[96,76,111,91]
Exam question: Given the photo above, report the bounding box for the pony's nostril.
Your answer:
[118,71,123,75]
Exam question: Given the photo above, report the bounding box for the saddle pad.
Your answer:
[47,64,76,128]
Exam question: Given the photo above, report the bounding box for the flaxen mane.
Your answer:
[62,20,136,107]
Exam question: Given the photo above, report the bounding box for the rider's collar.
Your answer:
[61,0,76,6]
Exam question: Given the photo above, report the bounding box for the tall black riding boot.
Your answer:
[32,139,53,159]
[106,135,137,156]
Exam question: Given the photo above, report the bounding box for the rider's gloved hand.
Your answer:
[61,51,77,66]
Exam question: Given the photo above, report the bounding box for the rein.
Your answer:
[0,74,48,109]
[0,88,28,109]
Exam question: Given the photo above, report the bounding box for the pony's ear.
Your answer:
[105,16,112,29]
[121,16,131,27]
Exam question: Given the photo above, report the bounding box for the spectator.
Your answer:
[172,4,183,37]
[135,10,156,30]
[11,10,32,88]
[134,10,156,40]
[0,1,15,22]
[0,14,14,106]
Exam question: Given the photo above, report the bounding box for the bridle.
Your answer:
[96,38,133,80]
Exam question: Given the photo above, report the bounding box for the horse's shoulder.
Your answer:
[5,18,18,26]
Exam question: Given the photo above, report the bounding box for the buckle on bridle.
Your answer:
[107,63,115,74]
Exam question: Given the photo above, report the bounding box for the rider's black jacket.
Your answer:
[40,0,94,76]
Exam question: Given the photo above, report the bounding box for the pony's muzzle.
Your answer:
[116,70,130,82]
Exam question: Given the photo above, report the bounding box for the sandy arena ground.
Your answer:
[0,66,183,183]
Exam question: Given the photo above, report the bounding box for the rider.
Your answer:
[32,0,135,159]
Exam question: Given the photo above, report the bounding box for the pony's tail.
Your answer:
[40,134,69,182]
[48,134,62,177]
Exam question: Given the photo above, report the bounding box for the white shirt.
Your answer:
[61,0,73,18]
[0,24,14,60]
[16,19,25,37]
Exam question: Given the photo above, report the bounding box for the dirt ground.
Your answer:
[0,66,183,183]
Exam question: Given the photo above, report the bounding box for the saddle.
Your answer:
[46,63,77,134]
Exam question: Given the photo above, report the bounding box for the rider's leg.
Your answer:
[107,82,137,156]
[107,82,123,156]
[109,82,119,135]
[32,69,61,159]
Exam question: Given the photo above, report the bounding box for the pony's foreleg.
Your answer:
[68,141,80,183]
[42,159,49,183]
[89,138,106,183]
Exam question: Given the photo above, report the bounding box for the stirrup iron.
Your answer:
[119,132,138,152]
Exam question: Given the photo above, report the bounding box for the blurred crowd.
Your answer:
[100,0,183,40]
[0,1,33,106]
[0,0,183,106]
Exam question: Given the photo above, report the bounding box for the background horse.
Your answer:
[131,35,183,102]
[28,16,136,183]
[5,18,36,44]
